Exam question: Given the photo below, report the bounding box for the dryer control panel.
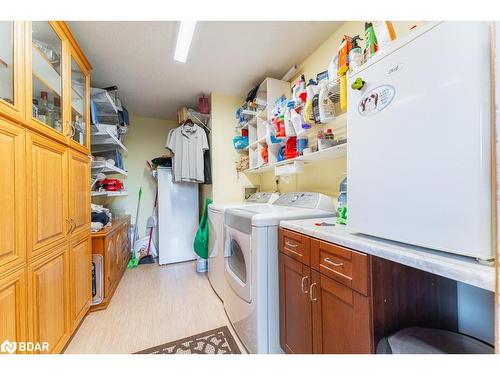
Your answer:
[247,192,279,203]
[273,192,335,212]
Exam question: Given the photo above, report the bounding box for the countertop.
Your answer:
[280,218,495,292]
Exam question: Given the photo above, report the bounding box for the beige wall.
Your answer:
[210,92,259,203]
[260,21,423,202]
[106,115,177,237]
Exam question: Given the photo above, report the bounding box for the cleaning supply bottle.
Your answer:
[364,22,378,61]
[298,75,307,104]
[284,101,296,136]
[317,130,325,150]
[336,176,347,225]
[348,35,363,70]
[304,79,317,126]
[337,35,352,112]
[328,54,338,84]
[290,106,304,135]
[319,80,335,123]
[337,35,352,76]
[325,128,334,142]
[312,83,321,124]
[296,136,308,155]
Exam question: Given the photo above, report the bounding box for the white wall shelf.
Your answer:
[91,160,128,176]
[91,124,128,154]
[244,142,347,175]
[91,190,128,198]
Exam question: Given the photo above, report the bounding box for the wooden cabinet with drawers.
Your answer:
[279,228,372,354]
[89,216,131,312]
[279,227,460,354]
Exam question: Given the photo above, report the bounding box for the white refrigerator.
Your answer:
[347,22,493,260]
[157,167,198,265]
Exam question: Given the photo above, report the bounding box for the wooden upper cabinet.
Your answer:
[0,118,26,275]
[27,244,70,354]
[0,267,27,352]
[27,22,68,144]
[0,21,25,122]
[68,150,90,236]
[67,48,90,154]
[26,131,68,259]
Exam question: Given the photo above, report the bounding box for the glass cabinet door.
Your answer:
[70,56,88,147]
[0,21,14,108]
[31,22,64,134]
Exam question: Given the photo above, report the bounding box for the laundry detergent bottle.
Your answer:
[318,80,335,123]
[303,79,317,126]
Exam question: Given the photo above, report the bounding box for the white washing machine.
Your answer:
[223,192,335,353]
[207,192,279,301]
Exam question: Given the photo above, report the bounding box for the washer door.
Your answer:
[224,225,251,303]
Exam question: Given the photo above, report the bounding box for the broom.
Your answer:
[127,187,142,268]
[138,187,157,265]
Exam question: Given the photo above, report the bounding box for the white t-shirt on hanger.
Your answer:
[166,123,209,183]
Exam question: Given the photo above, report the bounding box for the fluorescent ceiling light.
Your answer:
[174,21,197,63]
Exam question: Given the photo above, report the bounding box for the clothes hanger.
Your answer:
[182,118,210,133]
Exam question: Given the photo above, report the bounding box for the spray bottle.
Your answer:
[337,35,352,112]
[348,35,363,70]
[284,101,296,136]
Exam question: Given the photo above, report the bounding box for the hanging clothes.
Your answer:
[202,125,212,184]
[166,122,209,183]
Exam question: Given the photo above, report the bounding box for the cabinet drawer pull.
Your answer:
[285,241,298,248]
[301,276,309,293]
[324,257,344,267]
[309,282,318,302]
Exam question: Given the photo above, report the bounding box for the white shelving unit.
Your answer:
[91,190,129,197]
[244,142,347,174]
[91,160,128,176]
[234,77,291,170]
[91,123,128,200]
[91,125,128,154]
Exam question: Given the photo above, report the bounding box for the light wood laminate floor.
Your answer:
[65,261,245,354]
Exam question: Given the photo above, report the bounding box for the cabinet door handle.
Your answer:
[65,121,71,138]
[65,218,72,235]
[285,241,298,248]
[301,276,309,294]
[309,282,318,302]
[324,257,344,267]
[70,218,76,233]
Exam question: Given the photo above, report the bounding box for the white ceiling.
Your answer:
[69,21,343,120]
